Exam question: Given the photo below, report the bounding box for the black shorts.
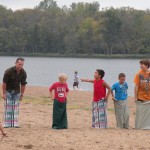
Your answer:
[73,82,79,86]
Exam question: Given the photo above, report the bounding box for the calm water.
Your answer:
[0,56,140,96]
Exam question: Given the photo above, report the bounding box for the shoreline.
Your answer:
[23,85,135,99]
[0,85,134,99]
[0,53,150,59]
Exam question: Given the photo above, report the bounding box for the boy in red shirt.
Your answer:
[49,73,69,129]
[81,69,111,128]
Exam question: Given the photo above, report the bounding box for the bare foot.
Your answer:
[2,132,7,136]
[1,132,7,141]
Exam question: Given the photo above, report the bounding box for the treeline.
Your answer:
[0,0,150,56]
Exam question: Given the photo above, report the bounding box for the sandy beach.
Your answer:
[0,85,150,150]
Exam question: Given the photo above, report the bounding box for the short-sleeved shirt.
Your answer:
[134,70,150,101]
[74,74,79,83]
[111,82,128,100]
[3,66,27,94]
[49,82,69,103]
[93,79,106,102]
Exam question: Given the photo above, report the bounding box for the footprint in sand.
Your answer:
[24,144,33,149]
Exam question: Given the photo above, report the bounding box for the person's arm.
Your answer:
[66,84,69,97]
[134,84,138,102]
[0,123,6,136]
[103,81,111,101]
[49,84,55,100]
[20,85,26,101]
[2,70,9,101]
[134,73,139,102]
[66,91,69,96]
[110,84,116,101]
[80,78,94,83]
[126,83,128,89]
[20,72,27,101]
[49,91,54,100]
[111,89,115,101]
[2,83,6,100]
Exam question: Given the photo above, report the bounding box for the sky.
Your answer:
[0,0,150,11]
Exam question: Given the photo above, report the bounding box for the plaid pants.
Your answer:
[4,91,20,127]
[92,99,108,128]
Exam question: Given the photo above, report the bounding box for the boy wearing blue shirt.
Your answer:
[111,73,129,129]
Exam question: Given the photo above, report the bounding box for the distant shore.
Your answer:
[0,53,150,59]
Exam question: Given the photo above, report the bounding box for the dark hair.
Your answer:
[118,73,126,78]
[140,59,150,68]
[96,69,105,79]
[16,57,25,63]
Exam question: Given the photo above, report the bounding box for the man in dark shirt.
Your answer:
[2,57,27,128]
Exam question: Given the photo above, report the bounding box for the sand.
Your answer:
[0,85,150,150]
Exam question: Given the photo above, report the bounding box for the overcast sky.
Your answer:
[0,0,150,11]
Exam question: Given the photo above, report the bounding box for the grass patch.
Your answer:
[23,96,52,105]
[108,108,115,112]
[67,105,81,110]
[82,107,91,111]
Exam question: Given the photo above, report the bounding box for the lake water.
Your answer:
[0,56,141,96]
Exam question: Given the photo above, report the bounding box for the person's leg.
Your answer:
[123,102,129,129]
[61,103,68,129]
[114,101,124,128]
[92,100,108,129]
[73,82,75,89]
[52,100,67,129]
[135,101,150,129]
[77,82,79,89]
[4,92,12,128]
[13,93,20,127]
[98,100,108,128]
[0,123,6,135]
[92,102,98,128]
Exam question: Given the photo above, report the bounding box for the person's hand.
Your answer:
[2,132,7,136]
[50,95,54,100]
[2,94,6,101]
[20,95,23,101]
[134,97,137,103]
[1,132,7,141]
[112,96,115,101]
[80,78,84,82]
[105,96,108,101]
